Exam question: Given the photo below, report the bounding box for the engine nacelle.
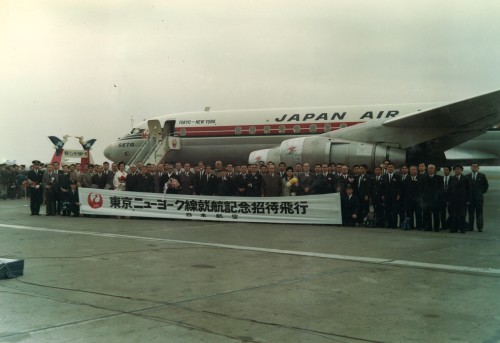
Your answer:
[248,137,407,169]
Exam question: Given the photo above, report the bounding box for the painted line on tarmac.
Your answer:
[1,223,499,276]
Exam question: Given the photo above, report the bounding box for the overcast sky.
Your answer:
[1,0,499,165]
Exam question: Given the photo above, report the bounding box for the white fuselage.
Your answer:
[103,103,498,165]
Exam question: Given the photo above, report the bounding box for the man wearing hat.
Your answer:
[27,160,44,215]
[447,165,470,233]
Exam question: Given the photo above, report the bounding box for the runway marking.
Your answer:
[1,223,499,276]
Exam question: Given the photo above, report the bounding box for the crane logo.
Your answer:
[287,145,297,154]
[88,193,103,209]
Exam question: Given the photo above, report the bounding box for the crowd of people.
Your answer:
[1,158,489,232]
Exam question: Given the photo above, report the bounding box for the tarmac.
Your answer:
[0,180,499,343]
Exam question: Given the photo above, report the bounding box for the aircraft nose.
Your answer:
[103,144,114,160]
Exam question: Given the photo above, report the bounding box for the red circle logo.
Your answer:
[88,193,103,209]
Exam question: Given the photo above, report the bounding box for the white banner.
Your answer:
[79,188,341,225]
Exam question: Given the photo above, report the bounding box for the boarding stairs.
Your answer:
[127,119,178,166]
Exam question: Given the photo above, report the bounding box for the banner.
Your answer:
[79,188,341,225]
[63,150,89,158]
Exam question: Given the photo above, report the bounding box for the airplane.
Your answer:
[103,89,500,169]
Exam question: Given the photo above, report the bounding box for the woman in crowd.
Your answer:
[113,161,127,191]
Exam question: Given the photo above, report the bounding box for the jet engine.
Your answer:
[248,136,406,169]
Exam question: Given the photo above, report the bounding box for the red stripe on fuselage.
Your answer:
[173,122,363,137]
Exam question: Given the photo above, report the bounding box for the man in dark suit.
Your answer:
[414,162,427,229]
[161,164,180,193]
[382,162,401,229]
[371,166,385,228]
[194,162,207,195]
[91,165,108,189]
[440,166,453,230]
[66,180,81,217]
[341,185,360,227]
[136,166,154,193]
[42,164,58,216]
[355,164,372,225]
[200,165,217,196]
[58,165,72,215]
[448,165,470,233]
[311,164,326,194]
[297,163,315,196]
[402,165,421,230]
[420,164,443,231]
[337,165,354,196]
[216,168,235,196]
[466,162,489,232]
[179,163,195,195]
[102,161,114,190]
[51,161,63,214]
[153,163,165,193]
[125,165,139,191]
[262,163,283,197]
[245,164,262,197]
[27,160,44,215]
[235,164,249,196]
[398,164,410,228]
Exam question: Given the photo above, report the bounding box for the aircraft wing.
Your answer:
[327,89,500,152]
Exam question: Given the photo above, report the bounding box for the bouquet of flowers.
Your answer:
[28,180,39,189]
[115,174,127,191]
[286,177,298,196]
[286,177,298,187]
[164,178,180,192]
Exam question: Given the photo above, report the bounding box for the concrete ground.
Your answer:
[0,181,499,343]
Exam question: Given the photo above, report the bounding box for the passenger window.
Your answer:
[264,126,271,134]
[278,125,285,134]
[324,124,332,132]
[235,127,242,135]
[293,125,300,133]
[180,128,186,136]
[309,124,317,133]
[249,126,256,135]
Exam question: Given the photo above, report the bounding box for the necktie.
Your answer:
[412,176,415,181]
[271,173,274,178]
[358,177,362,188]
[444,177,448,188]
[473,173,476,181]
[389,174,392,183]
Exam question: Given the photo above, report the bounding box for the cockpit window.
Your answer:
[130,128,142,135]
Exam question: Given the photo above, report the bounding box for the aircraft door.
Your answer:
[163,120,181,150]
[147,120,162,142]
[163,120,176,138]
